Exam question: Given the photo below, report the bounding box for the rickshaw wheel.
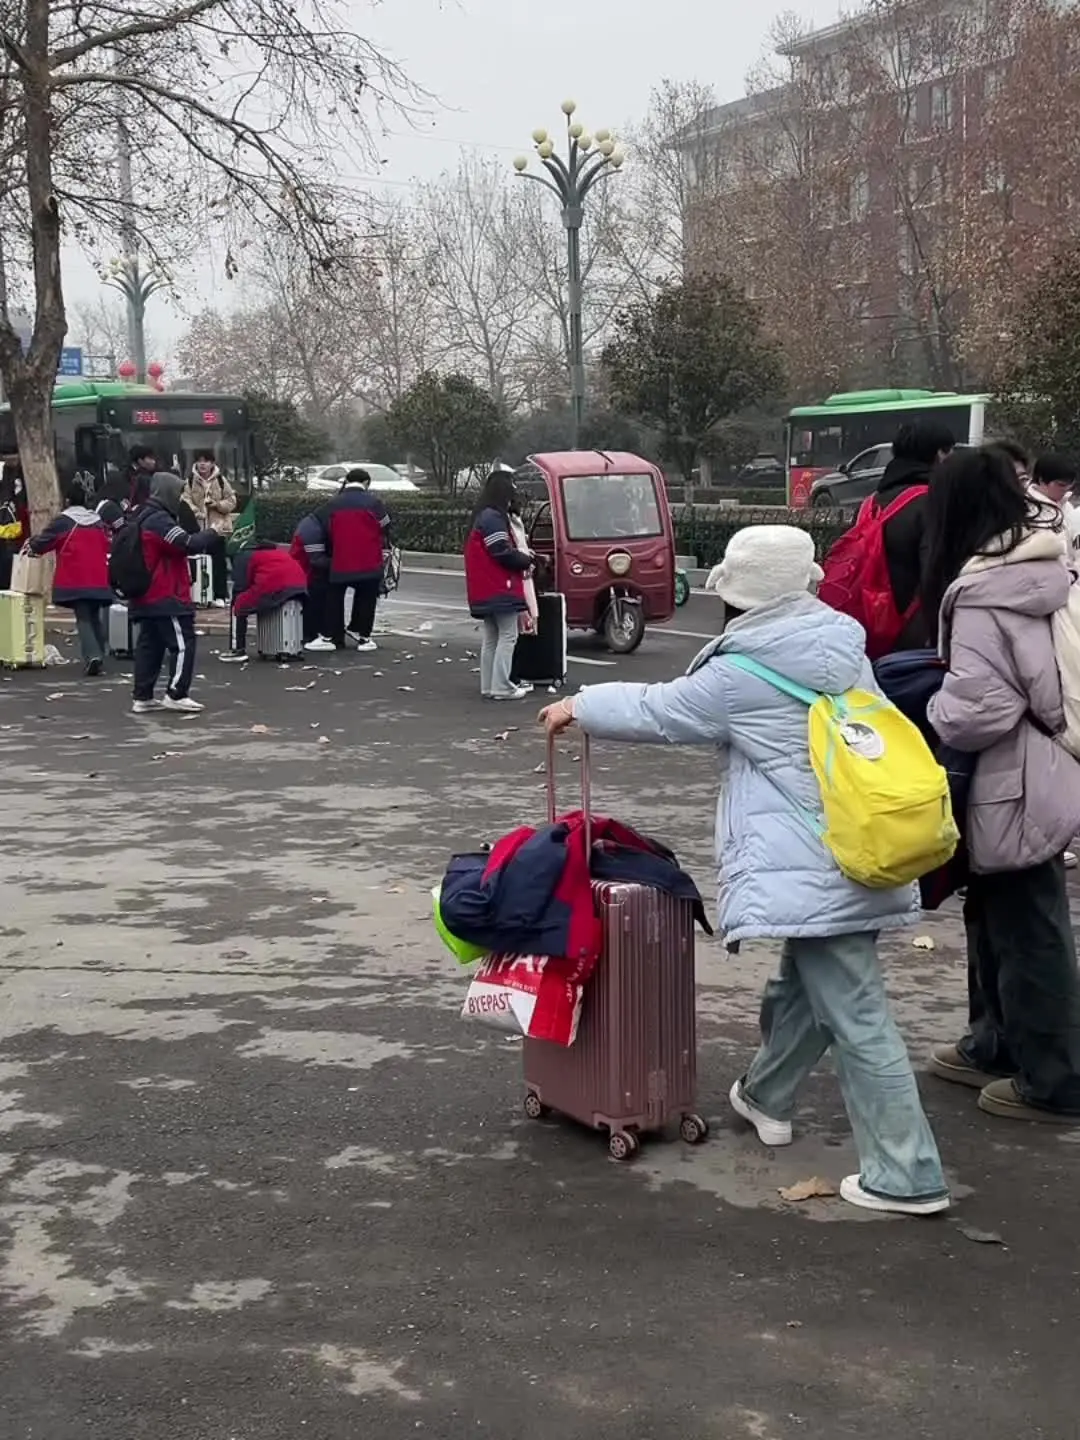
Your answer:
[602,600,645,655]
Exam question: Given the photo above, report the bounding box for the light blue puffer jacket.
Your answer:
[572,592,920,943]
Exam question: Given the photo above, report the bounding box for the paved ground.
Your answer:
[1,577,1079,1440]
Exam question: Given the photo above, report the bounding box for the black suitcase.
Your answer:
[511,592,567,689]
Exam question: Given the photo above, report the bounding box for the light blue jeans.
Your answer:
[742,933,947,1201]
[480,611,519,697]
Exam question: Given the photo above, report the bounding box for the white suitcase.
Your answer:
[190,554,213,607]
[257,599,303,660]
[108,602,135,659]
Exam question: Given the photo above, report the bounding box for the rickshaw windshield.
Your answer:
[560,473,663,541]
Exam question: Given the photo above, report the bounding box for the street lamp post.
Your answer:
[103,254,168,383]
[513,100,625,448]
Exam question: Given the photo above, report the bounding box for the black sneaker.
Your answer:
[84,657,104,676]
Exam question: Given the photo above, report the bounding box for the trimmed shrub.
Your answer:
[253,494,849,570]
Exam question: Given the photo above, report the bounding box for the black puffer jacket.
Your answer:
[876,455,933,650]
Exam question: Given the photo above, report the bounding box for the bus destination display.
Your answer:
[130,407,225,427]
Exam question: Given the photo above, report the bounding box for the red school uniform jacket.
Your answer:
[233,547,307,617]
[129,499,217,618]
[318,484,388,583]
[28,505,112,605]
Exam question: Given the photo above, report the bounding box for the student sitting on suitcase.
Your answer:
[126,472,220,714]
[221,542,307,663]
[539,524,949,1219]
[27,476,113,675]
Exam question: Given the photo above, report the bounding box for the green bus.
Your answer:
[0,381,257,495]
[786,389,989,507]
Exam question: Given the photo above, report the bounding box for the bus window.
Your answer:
[793,424,843,470]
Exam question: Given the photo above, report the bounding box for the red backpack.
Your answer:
[817,486,927,659]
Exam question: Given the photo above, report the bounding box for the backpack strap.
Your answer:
[726,653,822,707]
[875,483,929,525]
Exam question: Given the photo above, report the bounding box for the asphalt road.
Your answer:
[0,594,1078,1440]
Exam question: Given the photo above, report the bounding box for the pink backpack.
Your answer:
[817,486,927,659]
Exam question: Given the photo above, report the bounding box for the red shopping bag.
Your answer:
[462,953,584,1047]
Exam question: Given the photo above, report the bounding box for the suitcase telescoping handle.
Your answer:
[546,732,592,850]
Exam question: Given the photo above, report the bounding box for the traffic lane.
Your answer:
[391,567,723,684]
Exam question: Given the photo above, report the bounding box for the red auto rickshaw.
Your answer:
[516,451,676,654]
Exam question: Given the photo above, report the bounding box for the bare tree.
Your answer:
[416,155,537,406]
[68,295,158,373]
[0,0,419,527]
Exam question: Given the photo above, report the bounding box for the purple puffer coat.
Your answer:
[928,526,1080,874]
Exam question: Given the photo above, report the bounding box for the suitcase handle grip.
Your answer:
[546,732,591,849]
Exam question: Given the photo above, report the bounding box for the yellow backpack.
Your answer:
[728,656,958,889]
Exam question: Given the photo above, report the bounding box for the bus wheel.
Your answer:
[602,598,645,654]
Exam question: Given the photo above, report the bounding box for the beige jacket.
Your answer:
[184,469,236,535]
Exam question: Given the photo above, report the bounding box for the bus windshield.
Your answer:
[560,473,663,540]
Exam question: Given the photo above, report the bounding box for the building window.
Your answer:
[851,170,870,221]
[930,81,953,131]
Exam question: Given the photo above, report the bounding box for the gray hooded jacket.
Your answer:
[928,526,1080,873]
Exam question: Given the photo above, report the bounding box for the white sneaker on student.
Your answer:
[211,598,227,609]
[219,650,248,664]
[304,636,337,654]
[840,1175,950,1216]
[729,1078,793,1147]
[353,637,378,653]
[492,686,532,702]
[162,695,204,713]
[131,699,161,715]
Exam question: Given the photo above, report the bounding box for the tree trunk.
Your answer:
[0,0,67,533]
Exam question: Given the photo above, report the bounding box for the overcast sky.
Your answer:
[64,0,846,365]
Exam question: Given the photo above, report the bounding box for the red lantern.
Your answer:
[153,379,165,392]
[118,360,137,380]
[148,361,164,379]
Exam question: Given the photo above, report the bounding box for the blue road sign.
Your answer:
[58,346,83,376]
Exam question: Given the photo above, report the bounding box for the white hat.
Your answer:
[705,525,824,612]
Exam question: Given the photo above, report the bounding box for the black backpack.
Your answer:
[108,514,153,599]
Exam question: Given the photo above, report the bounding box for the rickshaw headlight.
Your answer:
[570,561,584,575]
[608,551,632,577]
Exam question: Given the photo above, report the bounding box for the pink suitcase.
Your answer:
[522,739,708,1161]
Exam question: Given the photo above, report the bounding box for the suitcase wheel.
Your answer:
[523,1091,549,1121]
[679,1114,709,1146]
[608,1130,640,1162]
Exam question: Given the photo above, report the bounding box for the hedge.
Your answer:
[254,494,850,571]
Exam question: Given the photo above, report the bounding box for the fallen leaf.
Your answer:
[46,692,66,701]
[778,1177,838,1202]
[398,685,415,692]
[954,1223,1005,1246]
[373,670,384,676]
[495,731,511,742]
[912,935,936,951]
[417,621,433,632]
[318,735,331,744]
[221,949,249,961]
[285,681,317,691]
[250,724,271,735]
[533,762,546,774]
[386,886,405,894]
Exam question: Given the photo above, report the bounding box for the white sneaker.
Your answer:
[211,599,227,609]
[353,637,378,653]
[219,650,248,664]
[1065,851,1077,870]
[132,698,161,714]
[840,1175,950,1216]
[161,694,204,713]
[729,1079,793,1147]
[304,636,337,654]
[492,686,532,702]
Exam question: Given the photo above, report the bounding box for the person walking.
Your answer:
[26,476,113,674]
[309,469,388,652]
[182,451,236,606]
[129,473,220,714]
[540,525,949,1215]
[464,469,534,702]
[924,447,1080,1122]
[874,420,955,651]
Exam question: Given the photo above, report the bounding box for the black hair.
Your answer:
[922,447,1057,631]
[61,474,88,506]
[1032,452,1078,487]
[987,438,1030,471]
[194,449,216,464]
[344,467,371,486]
[129,444,156,465]
[472,469,518,521]
[892,420,956,465]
